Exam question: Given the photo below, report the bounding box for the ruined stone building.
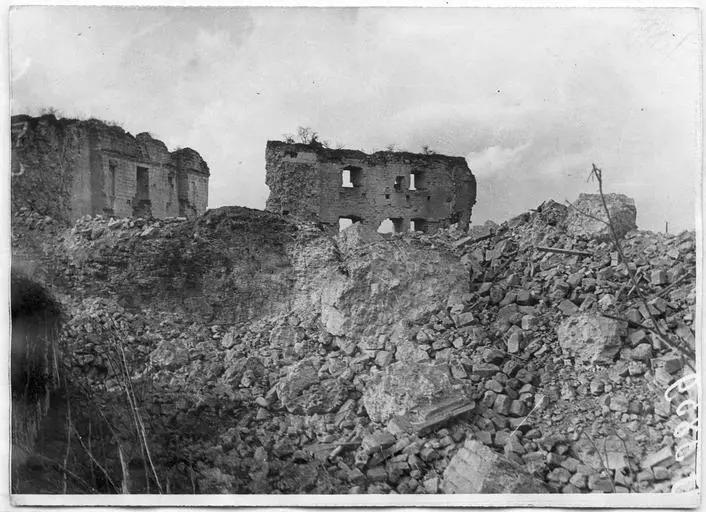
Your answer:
[265,141,476,233]
[11,114,209,223]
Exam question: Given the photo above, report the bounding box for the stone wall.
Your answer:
[11,115,210,223]
[265,141,476,233]
[174,148,210,218]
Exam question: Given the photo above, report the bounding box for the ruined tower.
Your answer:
[265,141,476,233]
[11,114,210,223]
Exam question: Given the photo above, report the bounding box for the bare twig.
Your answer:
[189,465,197,493]
[116,339,162,493]
[62,399,72,493]
[509,400,542,437]
[564,199,611,227]
[582,430,616,493]
[64,330,164,494]
[612,427,633,492]
[117,443,130,494]
[600,313,695,360]
[88,419,95,489]
[19,451,97,493]
[535,246,593,257]
[488,250,519,280]
[625,268,645,299]
[655,272,694,298]
[580,164,694,370]
[70,424,119,494]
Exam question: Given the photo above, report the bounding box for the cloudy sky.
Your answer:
[9,6,701,232]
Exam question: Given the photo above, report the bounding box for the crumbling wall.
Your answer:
[265,141,476,233]
[173,149,210,218]
[265,145,322,221]
[11,115,86,221]
[11,115,210,223]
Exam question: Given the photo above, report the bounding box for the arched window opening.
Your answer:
[377,217,403,234]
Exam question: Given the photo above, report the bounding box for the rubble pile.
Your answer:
[10,194,697,494]
[565,193,637,241]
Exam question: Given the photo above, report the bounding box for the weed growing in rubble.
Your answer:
[296,126,318,144]
[283,126,345,150]
[38,106,65,118]
[58,322,164,494]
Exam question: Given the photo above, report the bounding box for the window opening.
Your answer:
[339,216,362,231]
[109,161,117,199]
[133,166,151,217]
[411,171,426,190]
[342,170,353,188]
[412,218,428,233]
[135,166,149,201]
[377,217,403,234]
[342,165,362,188]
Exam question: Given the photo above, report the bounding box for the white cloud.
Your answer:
[8,7,700,232]
[465,142,531,177]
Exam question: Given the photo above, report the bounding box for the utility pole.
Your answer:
[665,221,669,234]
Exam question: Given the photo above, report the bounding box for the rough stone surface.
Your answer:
[11,114,209,223]
[150,338,190,369]
[361,362,458,423]
[265,140,476,233]
[556,313,627,364]
[442,439,549,493]
[10,186,697,495]
[276,358,349,415]
[566,193,637,241]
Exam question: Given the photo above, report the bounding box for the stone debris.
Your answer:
[556,313,627,364]
[10,191,697,494]
[565,193,637,241]
[361,362,459,423]
[442,439,549,493]
[641,446,675,469]
[276,358,350,415]
[387,396,476,436]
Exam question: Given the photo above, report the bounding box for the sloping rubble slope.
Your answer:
[10,199,697,495]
